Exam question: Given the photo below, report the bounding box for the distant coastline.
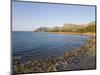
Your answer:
[33,21,96,36]
[48,32,95,36]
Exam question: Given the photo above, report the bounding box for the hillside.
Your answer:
[34,21,96,33]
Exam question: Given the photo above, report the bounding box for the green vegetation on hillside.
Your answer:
[34,21,96,33]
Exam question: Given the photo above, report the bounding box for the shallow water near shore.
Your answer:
[12,31,90,61]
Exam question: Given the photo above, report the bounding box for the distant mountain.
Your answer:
[34,27,48,32]
[62,23,86,32]
[33,21,96,33]
[88,21,96,25]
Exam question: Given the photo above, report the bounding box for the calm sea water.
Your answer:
[12,32,89,60]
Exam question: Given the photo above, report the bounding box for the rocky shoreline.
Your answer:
[13,36,96,74]
[48,32,95,36]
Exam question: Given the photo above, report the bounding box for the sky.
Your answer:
[12,1,96,31]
